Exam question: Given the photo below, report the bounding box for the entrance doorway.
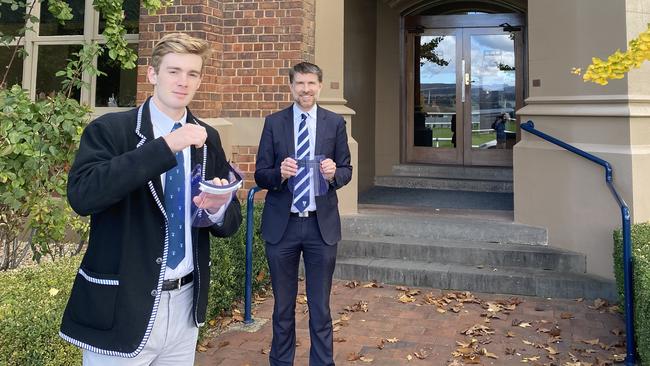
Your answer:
[405,14,525,166]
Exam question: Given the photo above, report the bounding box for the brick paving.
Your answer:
[195,280,627,366]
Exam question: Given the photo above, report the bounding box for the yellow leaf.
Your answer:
[48,288,59,296]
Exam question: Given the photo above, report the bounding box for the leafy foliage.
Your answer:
[0,256,82,365]
[0,83,91,267]
[613,222,650,363]
[206,203,269,322]
[575,24,650,85]
[420,36,449,67]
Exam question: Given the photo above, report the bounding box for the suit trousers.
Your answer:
[82,282,199,366]
[265,215,338,366]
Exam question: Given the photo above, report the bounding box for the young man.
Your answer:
[255,62,353,366]
[59,33,242,365]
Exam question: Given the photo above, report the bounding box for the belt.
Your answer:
[162,272,193,291]
[290,211,317,218]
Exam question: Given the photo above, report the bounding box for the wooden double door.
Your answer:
[405,14,525,166]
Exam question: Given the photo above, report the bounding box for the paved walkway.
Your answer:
[195,280,626,366]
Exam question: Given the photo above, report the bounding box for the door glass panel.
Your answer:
[470,34,516,150]
[414,35,456,148]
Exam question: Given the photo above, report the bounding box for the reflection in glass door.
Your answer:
[407,30,463,165]
[465,29,521,166]
[407,25,522,166]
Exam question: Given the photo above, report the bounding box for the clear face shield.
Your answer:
[287,154,328,197]
[190,163,243,227]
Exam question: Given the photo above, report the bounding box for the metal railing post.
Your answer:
[520,121,636,365]
[244,186,262,325]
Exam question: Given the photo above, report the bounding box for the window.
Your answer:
[0,0,139,109]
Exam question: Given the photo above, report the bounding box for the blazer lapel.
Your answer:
[282,106,295,158]
[315,106,327,155]
[137,98,164,199]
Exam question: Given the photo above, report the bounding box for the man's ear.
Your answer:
[147,66,157,85]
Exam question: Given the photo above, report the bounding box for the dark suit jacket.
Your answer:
[254,105,352,245]
[59,97,242,357]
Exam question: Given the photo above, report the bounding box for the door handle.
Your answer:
[461,59,466,103]
[465,72,471,86]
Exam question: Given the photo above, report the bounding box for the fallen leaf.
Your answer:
[406,354,413,361]
[296,295,308,305]
[232,313,244,322]
[363,280,381,288]
[561,312,574,319]
[396,286,410,291]
[196,345,207,352]
[345,280,359,288]
[518,322,532,328]
[333,337,346,342]
[521,355,540,362]
[386,337,399,343]
[347,352,362,361]
[255,270,266,282]
[360,356,374,362]
[582,338,600,345]
[48,288,59,296]
[506,331,517,338]
[398,293,416,303]
[414,349,429,359]
[544,346,559,355]
[261,347,270,354]
[481,348,498,359]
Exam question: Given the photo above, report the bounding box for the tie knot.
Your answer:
[300,113,307,122]
[171,122,182,132]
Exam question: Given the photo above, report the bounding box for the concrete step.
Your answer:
[339,235,586,273]
[342,213,547,245]
[392,164,513,181]
[375,175,513,193]
[333,257,617,301]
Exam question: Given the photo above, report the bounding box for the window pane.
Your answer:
[0,2,25,37]
[95,44,137,107]
[99,0,139,34]
[36,44,82,101]
[0,46,24,87]
[39,0,84,36]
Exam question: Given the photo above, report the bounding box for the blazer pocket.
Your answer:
[68,266,120,330]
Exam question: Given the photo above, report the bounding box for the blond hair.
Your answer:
[151,33,211,72]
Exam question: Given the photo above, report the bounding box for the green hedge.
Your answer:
[614,222,650,364]
[0,203,268,365]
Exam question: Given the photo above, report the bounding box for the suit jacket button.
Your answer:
[155,257,163,264]
[151,290,157,297]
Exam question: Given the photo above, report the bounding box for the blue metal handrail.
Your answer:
[520,121,636,365]
[244,186,262,324]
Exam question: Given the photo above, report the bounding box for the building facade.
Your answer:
[3,0,649,280]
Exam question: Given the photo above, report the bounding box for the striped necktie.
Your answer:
[165,122,185,269]
[293,113,310,212]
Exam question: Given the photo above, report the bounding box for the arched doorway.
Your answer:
[402,1,527,166]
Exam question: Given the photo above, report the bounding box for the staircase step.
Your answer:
[333,257,617,301]
[342,214,547,245]
[375,176,513,193]
[339,235,586,273]
[392,164,513,181]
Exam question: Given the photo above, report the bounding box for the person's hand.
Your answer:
[192,177,231,214]
[163,124,207,153]
[320,158,336,182]
[281,157,298,180]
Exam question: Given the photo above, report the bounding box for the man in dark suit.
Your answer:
[255,62,352,366]
[59,33,242,365]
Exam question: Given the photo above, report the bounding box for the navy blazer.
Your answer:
[255,105,352,245]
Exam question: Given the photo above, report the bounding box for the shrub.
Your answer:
[0,203,267,364]
[613,222,650,363]
[0,256,81,365]
[206,202,269,321]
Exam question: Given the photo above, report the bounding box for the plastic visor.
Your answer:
[190,163,243,227]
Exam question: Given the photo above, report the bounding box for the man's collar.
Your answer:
[292,103,317,120]
[150,98,188,126]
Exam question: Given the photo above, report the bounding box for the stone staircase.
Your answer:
[334,164,617,300]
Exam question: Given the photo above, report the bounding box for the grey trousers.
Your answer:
[82,282,199,366]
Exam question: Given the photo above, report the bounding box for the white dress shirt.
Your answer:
[291,103,317,213]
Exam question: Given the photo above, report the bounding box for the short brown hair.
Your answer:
[289,62,323,83]
[151,33,211,72]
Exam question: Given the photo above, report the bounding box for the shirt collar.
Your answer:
[149,99,188,136]
[292,103,317,123]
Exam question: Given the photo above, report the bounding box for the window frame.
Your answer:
[6,0,139,111]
